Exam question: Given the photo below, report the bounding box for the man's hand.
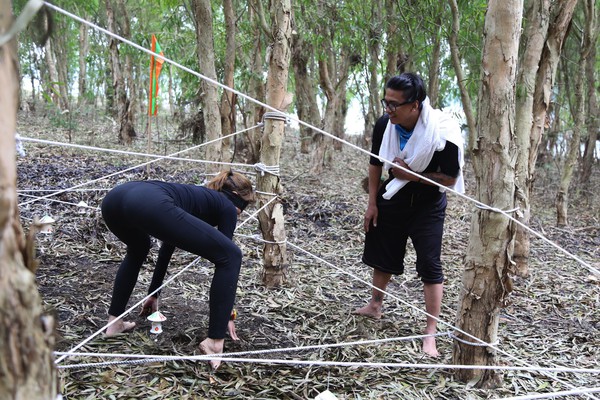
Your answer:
[391,157,417,181]
[364,205,378,232]
[139,296,158,317]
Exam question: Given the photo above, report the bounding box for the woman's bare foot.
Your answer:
[422,335,439,357]
[353,303,383,319]
[199,338,225,370]
[105,315,136,337]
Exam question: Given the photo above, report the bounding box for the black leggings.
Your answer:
[101,182,241,339]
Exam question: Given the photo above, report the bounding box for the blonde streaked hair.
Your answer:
[206,170,256,203]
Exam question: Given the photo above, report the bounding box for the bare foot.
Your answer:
[353,303,383,319]
[199,338,225,370]
[105,316,136,337]
[422,335,440,357]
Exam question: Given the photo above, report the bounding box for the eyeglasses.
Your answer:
[381,98,413,112]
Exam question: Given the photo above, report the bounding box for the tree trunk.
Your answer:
[0,2,57,395]
[556,0,594,226]
[513,0,551,277]
[106,0,135,144]
[257,0,292,287]
[514,0,577,272]
[310,22,351,174]
[364,0,383,145]
[192,0,222,172]
[448,0,477,144]
[219,0,236,163]
[427,17,442,108]
[43,38,60,107]
[118,0,136,135]
[291,32,320,155]
[77,20,89,107]
[580,0,599,184]
[239,0,265,163]
[452,0,522,387]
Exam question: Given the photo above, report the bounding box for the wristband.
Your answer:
[230,309,237,321]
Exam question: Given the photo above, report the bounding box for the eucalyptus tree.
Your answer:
[256,0,292,287]
[232,0,267,162]
[452,0,523,387]
[447,0,480,142]
[290,1,321,154]
[513,0,578,275]
[0,0,57,396]
[306,0,361,174]
[556,0,596,226]
[580,0,599,184]
[191,0,222,171]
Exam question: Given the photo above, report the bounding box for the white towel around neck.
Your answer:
[378,97,465,199]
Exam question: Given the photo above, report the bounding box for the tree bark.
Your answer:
[556,0,594,226]
[0,1,57,396]
[257,0,292,287]
[291,30,320,154]
[238,0,266,163]
[580,0,599,184]
[219,0,236,163]
[192,0,222,172]
[106,0,135,144]
[77,20,89,107]
[453,0,522,387]
[309,11,351,174]
[448,0,477,145]
[427,17,442,108]
[513,0,551,277]
[363,0,383,145]
[514,0,577,270]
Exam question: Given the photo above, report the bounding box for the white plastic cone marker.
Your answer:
[38,215,55,234]
[77,201,88,214]
[147,311,167,334]
[315,390,338,400]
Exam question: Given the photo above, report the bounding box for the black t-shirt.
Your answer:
[369,114,460,202]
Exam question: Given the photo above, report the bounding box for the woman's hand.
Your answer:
[139,296,158,317]
[227,320,239,341]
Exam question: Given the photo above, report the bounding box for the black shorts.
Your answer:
[362,192,447,284]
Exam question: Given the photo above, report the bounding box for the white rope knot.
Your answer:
[254,162,280,177]
[262,111,289,124]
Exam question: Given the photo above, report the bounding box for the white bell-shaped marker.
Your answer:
[38,215,55,234]
[147,311,167,334]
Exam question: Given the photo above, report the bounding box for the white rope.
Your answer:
[17,193,99,210]
[55,332,448,369]
[20,135,260,170]
[501,387,600,400]
[18,122,250,208]
[42,1,598,279]
[55,352,600,375]
[283,240,595,396]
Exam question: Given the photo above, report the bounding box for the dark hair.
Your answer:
[206,170,256,203]
[385,73,427,108]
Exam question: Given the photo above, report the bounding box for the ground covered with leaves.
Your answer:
[16,111,600,399]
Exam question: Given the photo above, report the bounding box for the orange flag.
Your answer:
[148,34,164,116]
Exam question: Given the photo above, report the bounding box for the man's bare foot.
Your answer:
[105,316,136,337]
[422,335,439,357]
[353,303,383,319]
[199,338,225,370]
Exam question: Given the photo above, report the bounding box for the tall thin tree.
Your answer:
[452,0,523,387]
[0,1,57,396]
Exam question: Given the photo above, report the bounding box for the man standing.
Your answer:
[354,73,464,357]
